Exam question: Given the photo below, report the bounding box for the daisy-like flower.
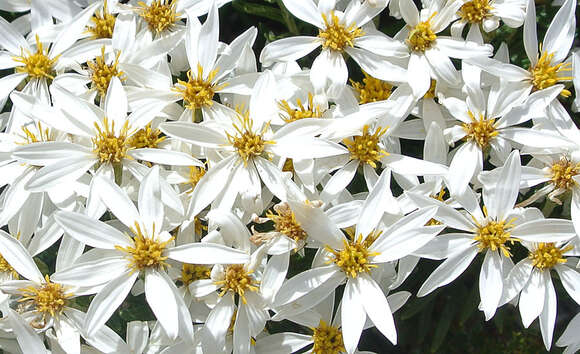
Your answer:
[499,239,580,350]
[451,0,526,38]
[50,167,250,339]
[465,0,576,99]
[260,0,408,96]
[396,0,493,97]
[408,151,577,320]
[273,170,445,353]
[11,77,201,191]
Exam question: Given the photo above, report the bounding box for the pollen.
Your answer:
[13,35,58,80]
[0,254,18,278]
[20,122,53,144]
[550,157,580,190]
[530,48,573,97]
[226,110,274,165]
[266,203,308,243]
[462,111,498,149]
[137,0,180,34]
[529,243,573,270]
[180,264,211,286]
[92,117,131,164]
[312,320,345,354]
[18,275,72,321]
[184,166,206,193]
[215,264,259,304]
[127,123,166,149]
[87,47,126,97]
[116,222,174,273]
[343,125,389,168]
[87,1,116,39]
[407,13,437,52]
[174,64,226,112]
[278,93,323,123]
[318,11,364,52]
[473,212,518,257]
[326,231,381,278]
[351,72,393,104]
[458,0,493,24]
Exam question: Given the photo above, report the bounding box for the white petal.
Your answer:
[0,230,43,283]
[12,142,93,166]
[500,259,533,306]
[523,0,538,65]
[128,148,203,167]
[399,0,419,26]
[25,155,95,192]
[287,200,345,249]
[281,0,324,28]
[0,16,30,54]
[274,265,341,306]
[145,269,179,340]
[485,150,520,221]
[320,159,358,203]
[93,175,140,229]
[0,73,26,101]
[166,242,250,264]
[198,0,219,72]
[358,274,397,344]
[356,169,391,238]
[446,142,481,197]
[346,47,408,83]
[555,265,580,305]
[159,122,225,148]
[49,3,99,57]
[479,250,503,320]
[259,36,319,66]
[407,54,431,97]
[519,269,546,328]
[188,155,236,218]
[54,211,133,249]
[511,219,576,242]
[424,48,461,86]
[138,165,163,235]
[342,279,366,353]
[51,257,128,287]
[5,307,47,354]
[254,333,311,353]
[104,77,127,130]
[542,0,575,64]
[539,276,556,350]
[382,153,447,176]
[270,137,347,159]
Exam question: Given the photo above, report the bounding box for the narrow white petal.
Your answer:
[0,16,30,53]
[188,155,236,218]
[281,0,324,28]
[523,0,538,65]
[479,250,503,320]
[254,333,312,353]
[25,156,95,192]
[145,270,179,340]
[382,153,447,176]
[511,219,576,242]
[274,265,341,306]
[54,211,133,249]
[356,169,391,238]
[259,36,319,66]
[166,243,250,264]
[159,122,225,148]
[51,257,128,287]
[342,279,366,353]
[198,0,219,72]
[519,269,546,328]
[485,150,520,221]
[555,265,580,305]
[539,276,556,350]
[104,77,128,129]
[93,176,140,229]
[5,307,47,354]
[320,160,359,203]
[0,73,26,101]
[287,200,345,249]
[0,230,43,283]
[358,274,397,344]
[138,165,163,235]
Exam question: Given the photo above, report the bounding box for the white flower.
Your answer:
[451,0,526,37]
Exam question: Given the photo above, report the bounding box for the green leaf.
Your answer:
[232,1,285,25]
[431,298,458,352]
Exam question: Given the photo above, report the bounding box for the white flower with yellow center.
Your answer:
[260,0,409,96]
[11,77,201,191]
[396,0,493,97]
[499,239,580,350]
[465,0,576,100]
[272,170,444,353]
[407,151,577,321]
[450,0,526,38]
[50,166,250,340]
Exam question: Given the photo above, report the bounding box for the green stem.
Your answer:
[113,162,123,186]
[276,0,299,35]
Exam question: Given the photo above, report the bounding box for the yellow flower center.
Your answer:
[407,13,437,52]
[87,47,126,97]
[127,123,166,149]
[18,275,72,322]
[115,222,174,273]
[137,0,180,34]
[92,117,132,164]
[529,243,573,270]
[473,214,517,257]
[462,111,498,149]
[87,1,116,39]
[550,157,580,190]
[20,122,53,145]
[458,0,493,23]
[351,72,393,104]
[185,166,206,193]
[180,264,211,286]
[226,110,274,165]
[278,93,323,123]
[326,231,381,278]
[343,125,389,168]
[530,48,573,97]
[318,11,364,52]
[0,254,18,278]
[174,64,227,112]
[215,264,260,304]
[13,36,58,80]
[312,320,345,354]
[423,79,437,99]
[266,204,307,243]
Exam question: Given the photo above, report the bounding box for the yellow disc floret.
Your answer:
[18,275,72,322]
[226,110,274,165]
[137,0,180,34]
[343,125,389,168]
[87,47,126,97]
[181,264,211,286]
[87,1,116,39]
[266,203,308,243]
[0,254,18,278]
[550,157,580,191]
[116,222,174,273]
[326,231,381,278]
[530,48,573,97]
[312,320,346,354]
[13,35,58,80]
[351,72,393,104]
[458,0,493,24]
[529,243,573,270]
[184,166,206,193]
[20,122,53,145]
[174,64,227,112]
[473,213,518,257]
[407,13,437,52]
[127,123,166,149]
[215,264,259,304]
[462,111,498,149]
[318,11,364,52]
[92,117,131,164]
[278,93,323,123]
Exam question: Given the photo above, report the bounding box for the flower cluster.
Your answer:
[0,0,578,353]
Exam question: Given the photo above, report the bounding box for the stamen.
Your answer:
[278,93,323,122]
[18,275,72,322]
[115,222,174,273]
[350,72,393,104]
[225,110,274,165]
[311,320,346,354]
[325,231,381,278]
[472,210,518,257]
[215,264,259,304]
[19,122,52,145]
[458,0,493,24]
[550,157,580,191]
[87,47,126,97]
[13,35,58,80]
[529,243,573,270]
[180,264,211,286]
[137,0,180,34]
[87,1,116,39]
[406,13,437,52]
[173,64,226,112]
[462,111,498,149]
[318,11,364,52]
[343,125,389,168]
[92,117,132,164]
[266,203,308,243]
[530,47,573,97]
[127,123,166,149]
